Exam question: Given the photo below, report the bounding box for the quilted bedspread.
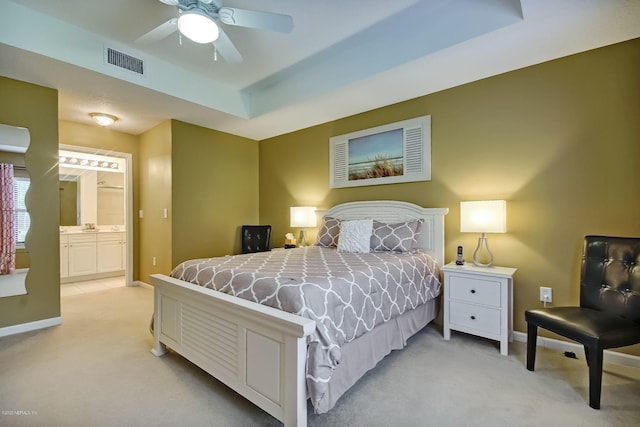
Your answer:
[170,246,441,413]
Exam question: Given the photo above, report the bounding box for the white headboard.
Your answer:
[316,200,449,265]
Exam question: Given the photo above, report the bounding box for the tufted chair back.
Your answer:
[580,236,640,323]
[241,225,271,254]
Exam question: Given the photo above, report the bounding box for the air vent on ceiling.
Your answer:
[104,47,145,76]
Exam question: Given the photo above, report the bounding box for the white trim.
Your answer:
[0,316,62,337]
[59,145,134,287]
[136,280,152,289]
[513,331,640,368]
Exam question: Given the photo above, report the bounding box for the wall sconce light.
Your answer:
[89,112,118,127]
[290,206,317,247]
[460,200,507,267]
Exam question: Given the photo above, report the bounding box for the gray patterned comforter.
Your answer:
[170,246,441,413]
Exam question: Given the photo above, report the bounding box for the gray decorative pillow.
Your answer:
[370,219,422,253]
[315,216,341,247]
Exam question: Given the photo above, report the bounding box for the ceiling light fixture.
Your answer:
[89,113,118,127]
[59,156,119,171]
[178,10,219,44]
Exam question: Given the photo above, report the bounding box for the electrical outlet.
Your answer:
[540,286,552,303]
[152,257,157,267]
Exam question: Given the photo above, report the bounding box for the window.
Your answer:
[13,175,30,245]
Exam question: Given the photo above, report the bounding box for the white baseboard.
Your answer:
[136,281,152,289]
[513,331,640,368]
[0,316,62,338]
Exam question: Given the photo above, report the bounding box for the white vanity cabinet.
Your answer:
[67,233,97,277]
[60,234,69,278]
[61,231,125,282]
[97,232,125,273]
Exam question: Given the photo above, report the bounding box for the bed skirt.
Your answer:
[317,298,438,413]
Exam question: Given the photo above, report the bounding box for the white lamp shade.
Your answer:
[290,206,317,228]
[178,11,219,44]
[460,200,507,233]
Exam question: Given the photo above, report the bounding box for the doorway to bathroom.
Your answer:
[58,145,133,287]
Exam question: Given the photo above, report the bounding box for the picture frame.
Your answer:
[329,115,431,188]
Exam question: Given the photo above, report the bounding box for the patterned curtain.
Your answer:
[0,163,16,275]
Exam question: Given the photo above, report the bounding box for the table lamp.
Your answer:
[460,200,506,267]
[290,206,317,247]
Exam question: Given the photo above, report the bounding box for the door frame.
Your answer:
[59,144,134,286]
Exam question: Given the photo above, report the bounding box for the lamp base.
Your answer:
[472,233,494,267]
[298,229,309,247]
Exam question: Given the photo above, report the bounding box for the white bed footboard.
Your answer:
[150,274,315,427]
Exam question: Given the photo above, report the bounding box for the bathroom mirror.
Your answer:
[59,151,125,227]
[0,123,30,298]
[59,175,79,226]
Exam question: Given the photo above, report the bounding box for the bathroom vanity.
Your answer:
[60,229,126,283]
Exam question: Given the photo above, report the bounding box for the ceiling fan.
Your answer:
[136,0,294,64]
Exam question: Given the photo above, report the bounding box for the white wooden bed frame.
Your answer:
[150,200,448,426]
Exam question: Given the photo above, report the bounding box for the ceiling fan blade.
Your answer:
[218,7,294,33]
[214,27,243,64]
[135,18,178,44]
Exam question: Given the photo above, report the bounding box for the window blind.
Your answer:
[13,176,30,244]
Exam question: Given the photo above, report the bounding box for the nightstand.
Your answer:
[441,262,517,355]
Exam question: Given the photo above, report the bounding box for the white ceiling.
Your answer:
[1,0,639,140]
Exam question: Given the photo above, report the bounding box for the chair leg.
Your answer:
[526,322,538,371]
[586,346,603,409]
[583,345,590,366]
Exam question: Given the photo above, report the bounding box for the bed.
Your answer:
[150,200,448,426]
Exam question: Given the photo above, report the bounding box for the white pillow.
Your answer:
[337,219,373,253]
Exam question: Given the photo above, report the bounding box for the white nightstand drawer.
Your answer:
[449,275,501,308]
[449,301,501,335]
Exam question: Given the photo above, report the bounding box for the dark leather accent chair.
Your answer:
[525,236,640,409]
[241,225,271,254]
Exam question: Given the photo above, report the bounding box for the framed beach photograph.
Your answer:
[330,115,431,188]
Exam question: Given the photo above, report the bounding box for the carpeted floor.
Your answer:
[1,284,639,426]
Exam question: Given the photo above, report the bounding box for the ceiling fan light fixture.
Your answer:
[89,113,118,127]
[178,10,219,44]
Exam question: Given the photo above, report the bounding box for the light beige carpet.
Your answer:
[1,285,639,426]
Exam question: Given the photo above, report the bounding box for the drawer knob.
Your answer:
[470,315,476,320]
[470,289,476,294]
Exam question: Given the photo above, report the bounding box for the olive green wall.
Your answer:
[0,77,60,328]
[59,121,140,281]
[259,39,640,351]
[171,120,259,265]
[139,120,172,284]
